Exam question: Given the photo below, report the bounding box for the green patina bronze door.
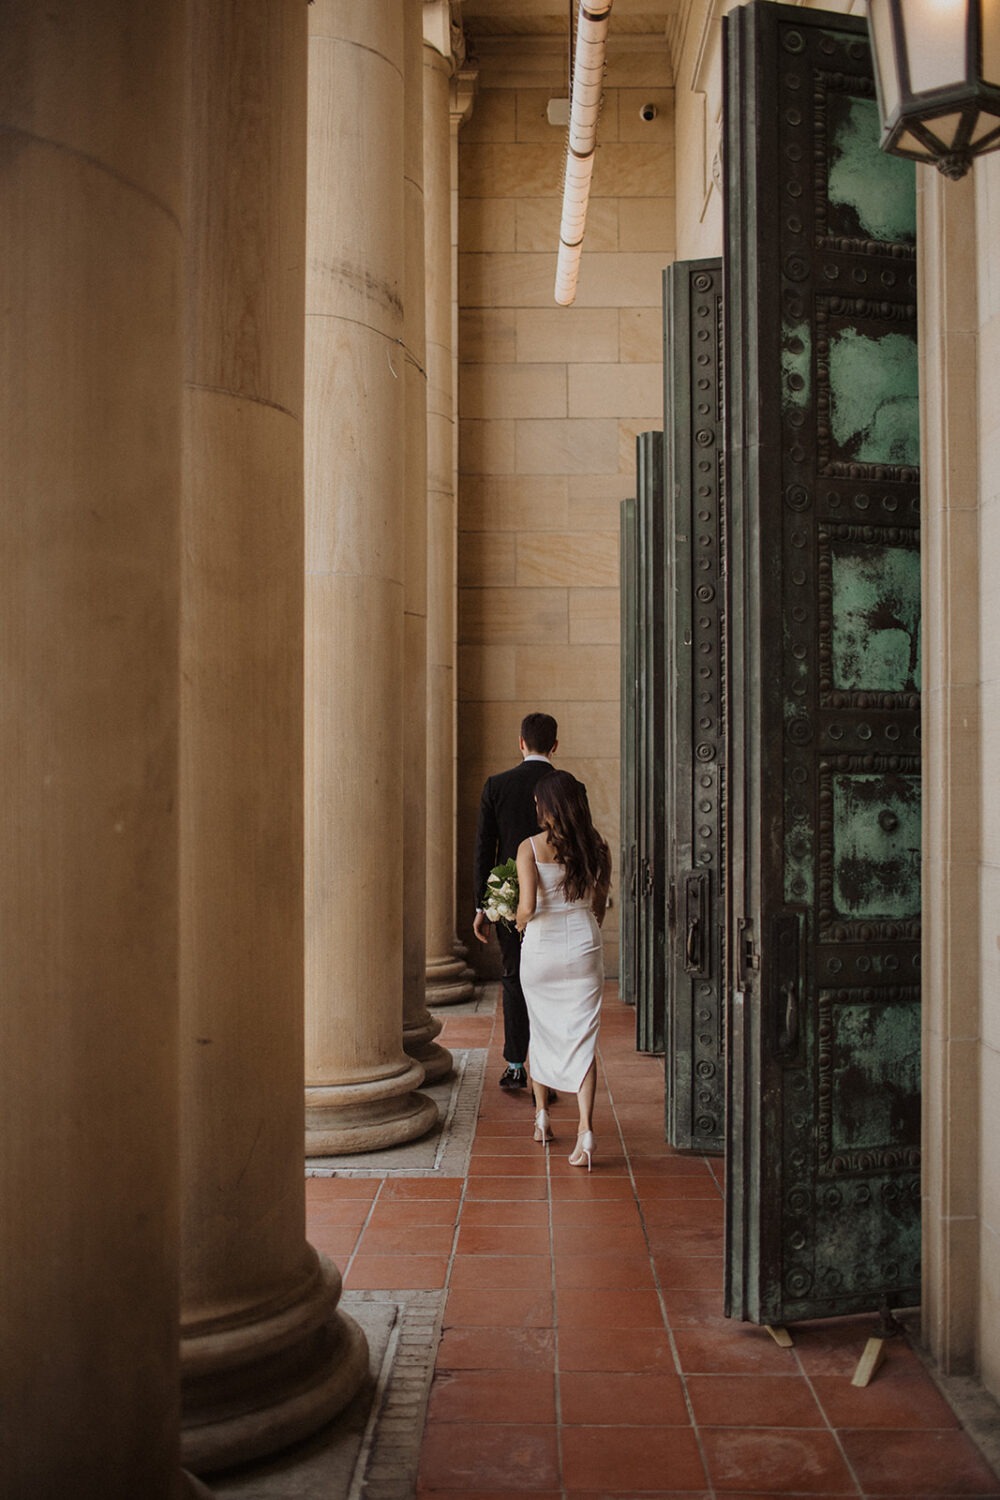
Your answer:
[664,261,726,1153]
[636,432,667,1054]
[620,496,638,1008]
[724,2,921,1323]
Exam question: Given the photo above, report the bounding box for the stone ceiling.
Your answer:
[460,0,680,43]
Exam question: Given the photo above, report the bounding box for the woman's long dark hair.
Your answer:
[534,770,611,903]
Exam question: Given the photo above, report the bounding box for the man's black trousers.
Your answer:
[496,921,529,1065]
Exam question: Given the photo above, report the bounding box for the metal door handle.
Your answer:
[778,981,798,1052]
[686,917,701,970]
[770,912,803,1059]
[683,871,709,977]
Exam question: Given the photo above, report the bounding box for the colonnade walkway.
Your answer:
[305,988,1000,1498]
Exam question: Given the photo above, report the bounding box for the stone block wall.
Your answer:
[455,37,676,977]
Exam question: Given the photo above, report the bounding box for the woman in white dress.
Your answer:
[515,770,611,1169]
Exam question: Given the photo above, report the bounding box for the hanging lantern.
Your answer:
[867,0,1000,179]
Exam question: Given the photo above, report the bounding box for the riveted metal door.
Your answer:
[724,2,921,1324]
[636,432,666,1054]
[620,496,638,1008]
[664,261,726,1153]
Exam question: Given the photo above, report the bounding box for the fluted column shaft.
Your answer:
[424,30,475,1005]
[403,0,454,1079]
[179,2,367,1471]
[0,3,185,1493]
[305,0,438,1154]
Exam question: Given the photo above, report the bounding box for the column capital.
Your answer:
[450,60,479,127]
[424,0,466,70]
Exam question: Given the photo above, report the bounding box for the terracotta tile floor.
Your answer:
[306,986,1000,1498]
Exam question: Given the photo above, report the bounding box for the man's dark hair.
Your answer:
[520,712,557,755]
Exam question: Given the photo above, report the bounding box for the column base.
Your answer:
[305,1059,439,1155]
[181,1253,369,1476]
[412,1043,453,1084]
[403,1022,454,1085]
[425,952,475,1006]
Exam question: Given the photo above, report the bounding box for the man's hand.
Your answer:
[473,910,492,944]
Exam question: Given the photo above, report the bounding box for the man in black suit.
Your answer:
[473,711,559,1090]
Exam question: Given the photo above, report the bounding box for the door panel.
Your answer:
[619,496,638,1008]
[724,1,921,1325]
[664,261,726,1153]
[635,432,666,1054]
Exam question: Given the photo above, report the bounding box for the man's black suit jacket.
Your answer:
[473,758,554,909]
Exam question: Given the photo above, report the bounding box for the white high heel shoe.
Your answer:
[568,1129,594,1170]
[533,1108,553,1143]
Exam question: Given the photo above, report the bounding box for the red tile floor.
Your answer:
[306,985,1000,1498]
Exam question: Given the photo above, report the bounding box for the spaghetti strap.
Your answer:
[528,835,538,861]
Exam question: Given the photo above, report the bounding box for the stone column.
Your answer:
[179,3,367,1471]
[0,3,187,1494]
[402,0,454,1081]
[450,63,481,974]
[423,15,476,1005]
[918,165,982,1375]
[305,0,439,1154]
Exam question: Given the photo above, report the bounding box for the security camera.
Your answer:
[639,102,658,122]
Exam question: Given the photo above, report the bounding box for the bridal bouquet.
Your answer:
[484,858,519,929]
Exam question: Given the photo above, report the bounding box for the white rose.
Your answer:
[485,905,500,922]
[499,881,515,898]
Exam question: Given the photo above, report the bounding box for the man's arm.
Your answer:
[472,776,500,909]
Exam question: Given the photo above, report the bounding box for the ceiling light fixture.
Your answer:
[554,0,613,306]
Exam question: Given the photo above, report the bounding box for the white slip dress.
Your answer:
[520,837,604,1094]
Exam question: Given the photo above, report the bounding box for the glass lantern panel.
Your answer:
[971,106,1000,140]
[983,0,1000,87]
[906,0,970,94]
[895,127,938,158]
[924,109,966,145]
[869,1,903,118]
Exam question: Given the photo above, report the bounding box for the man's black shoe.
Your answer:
[547,1090,559,1105]
[499,1065,527,1090]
